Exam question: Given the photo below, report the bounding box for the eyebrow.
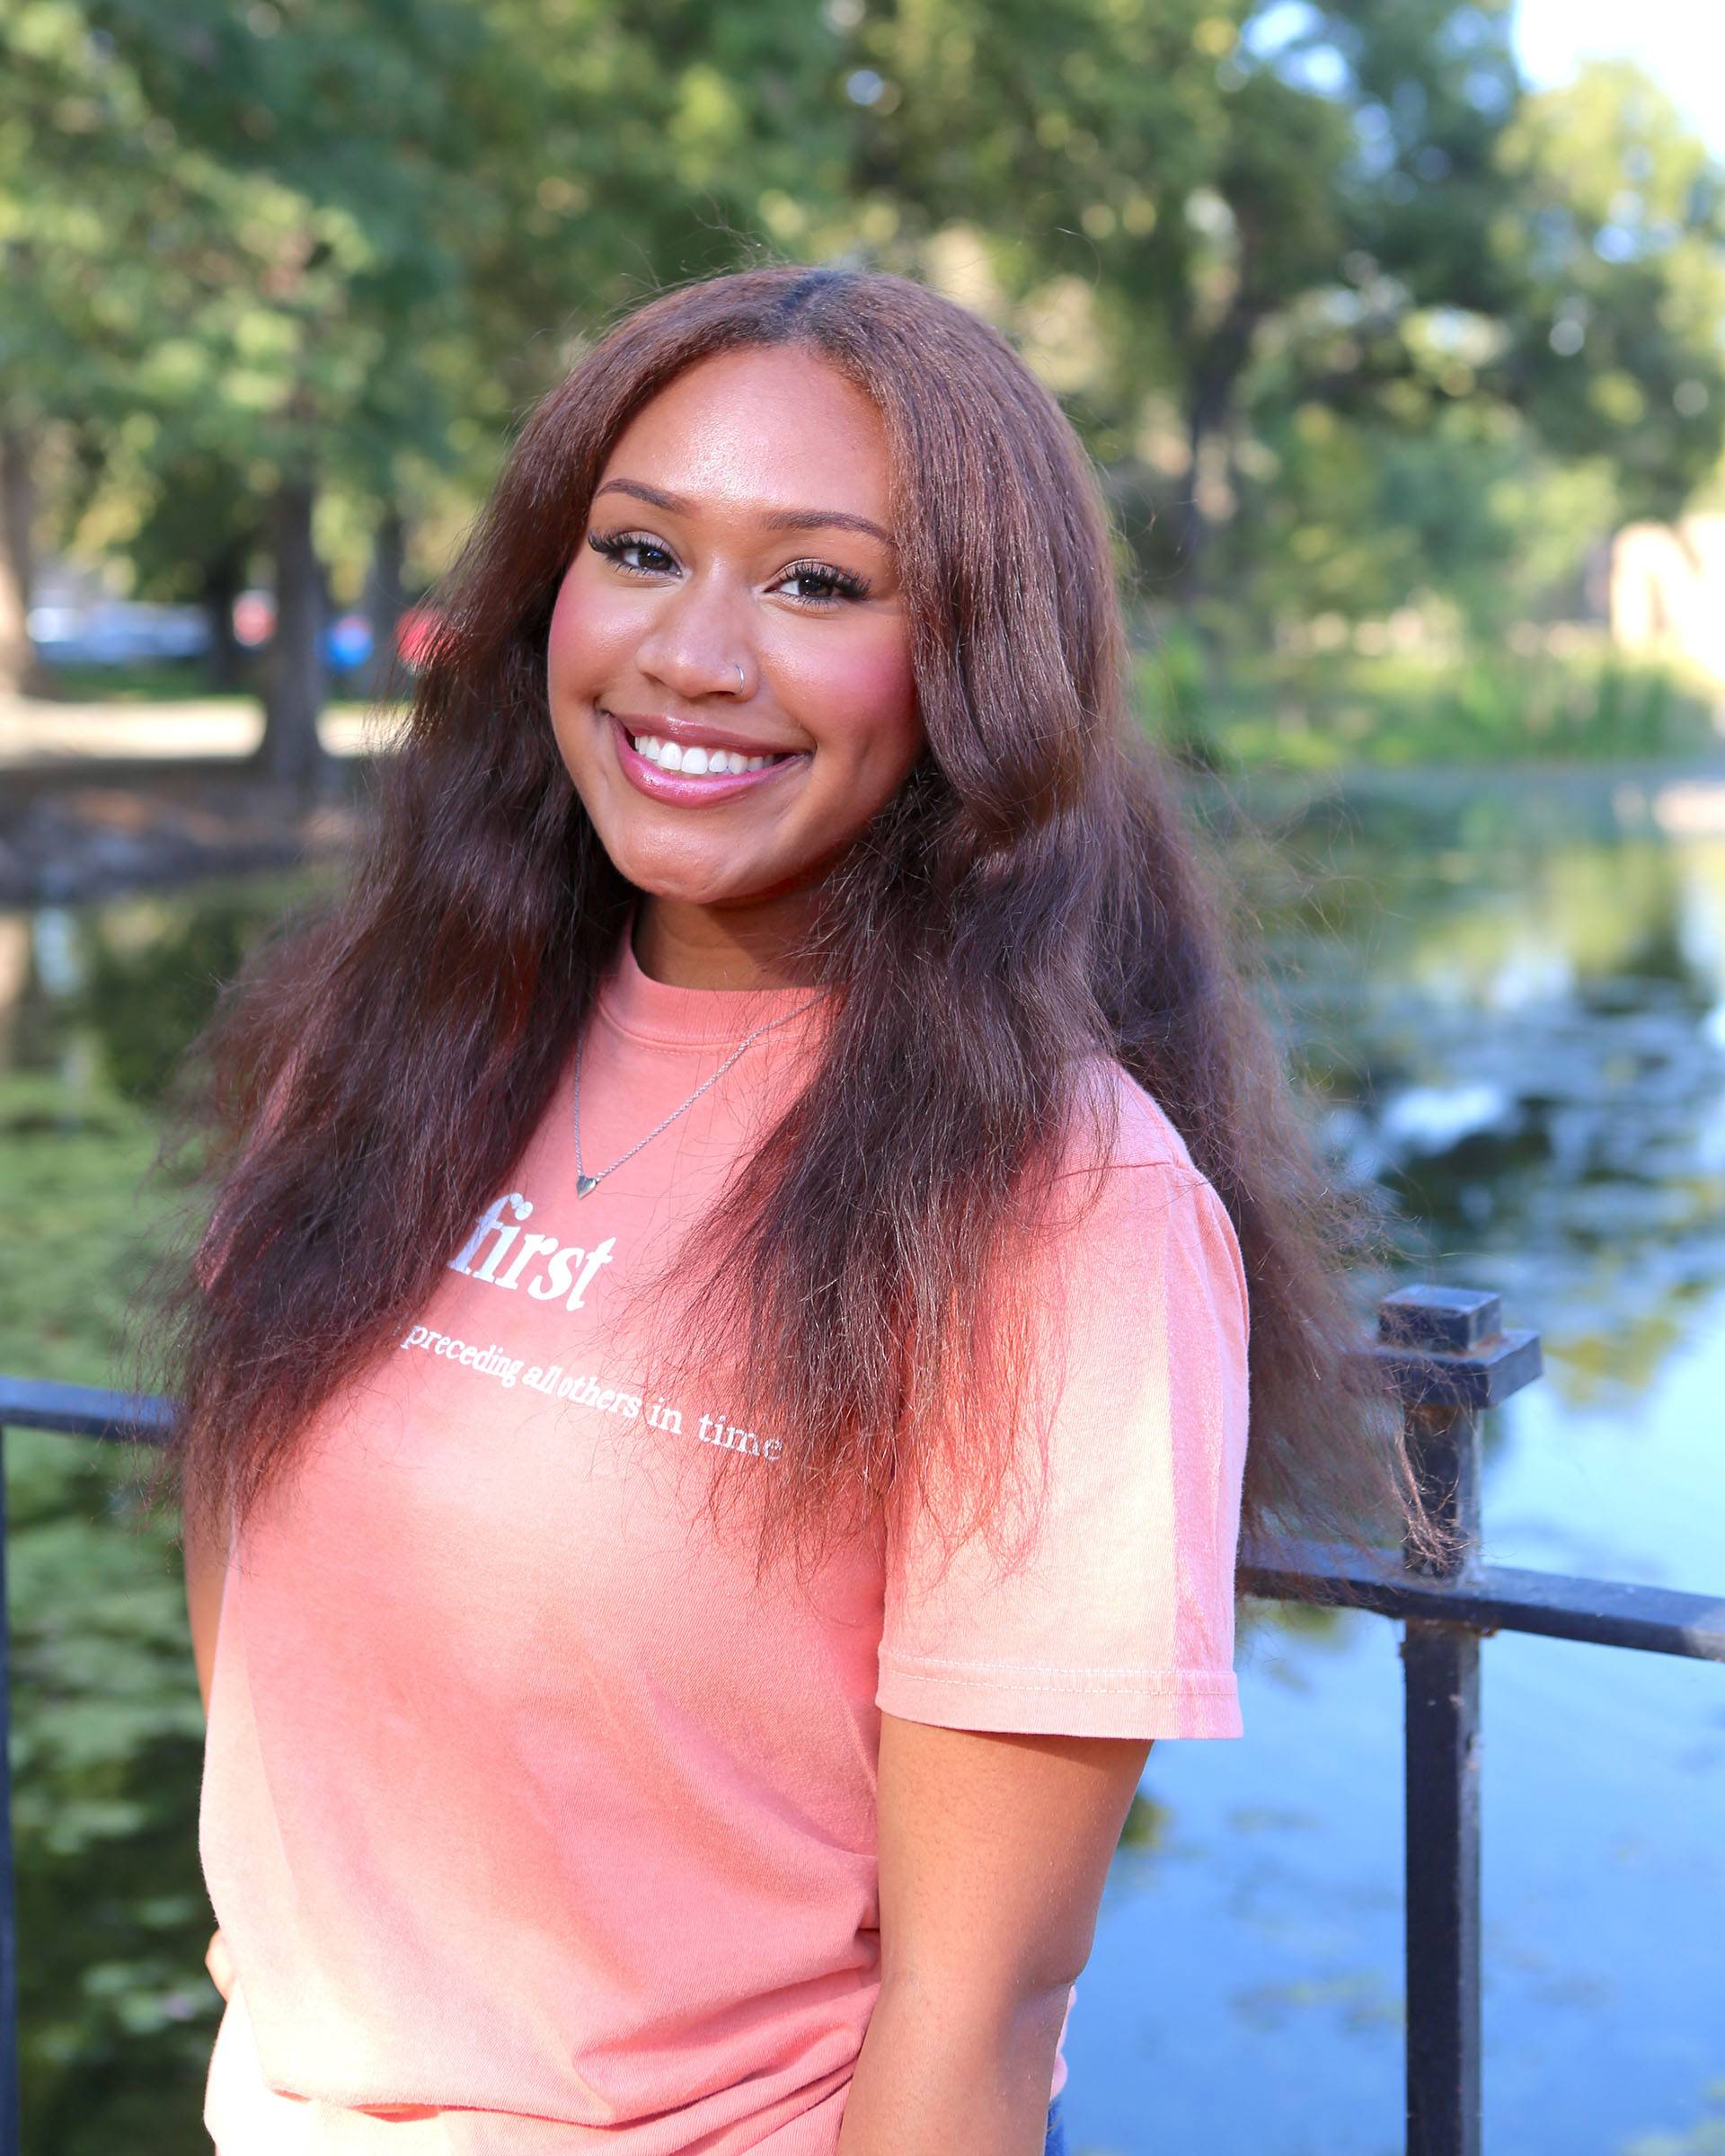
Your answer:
[592,477,895,548]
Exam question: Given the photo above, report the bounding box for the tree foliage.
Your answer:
[3,0,1722,728]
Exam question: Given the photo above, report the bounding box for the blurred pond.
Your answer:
[1,771,1721,2154]
[1087,768,1725,2156]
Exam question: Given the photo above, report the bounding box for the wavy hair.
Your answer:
[140,261,1448,1585]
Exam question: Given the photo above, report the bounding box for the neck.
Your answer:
[631,893,825,991]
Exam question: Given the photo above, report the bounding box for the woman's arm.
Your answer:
[836,1712,1152,2156]
[183,1482,229,1719]
[183,1480,236,2001]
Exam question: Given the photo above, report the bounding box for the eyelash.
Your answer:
[585,528,872,605]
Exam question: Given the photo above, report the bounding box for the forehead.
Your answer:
[597,346,893,523]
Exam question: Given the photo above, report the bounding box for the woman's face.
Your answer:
[546,345,921,917]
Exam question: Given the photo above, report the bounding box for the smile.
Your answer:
[604,711,808,808]
[631,733,784,774]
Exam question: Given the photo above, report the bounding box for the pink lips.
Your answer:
[607,713,805,809]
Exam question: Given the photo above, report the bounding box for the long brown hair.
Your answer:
[141,261,1446,1583]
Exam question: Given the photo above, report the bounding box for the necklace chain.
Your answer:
[572,991,826,1197]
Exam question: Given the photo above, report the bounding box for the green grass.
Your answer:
[0,1066,223,2154]
[0,1076,171,1388]
[1137,636,1721,773]
[30,658,390,714]
[0,871,311,2150]
[31,658,259,706]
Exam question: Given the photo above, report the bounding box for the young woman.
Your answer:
[159,261,1444,2156]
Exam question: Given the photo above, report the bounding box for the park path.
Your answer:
[0,694,405,772]
[0,694,398,904]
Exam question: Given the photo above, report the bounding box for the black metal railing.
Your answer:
[0,1286,1721,2156]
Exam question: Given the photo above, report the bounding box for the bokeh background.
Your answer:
[2,4,1722,2152]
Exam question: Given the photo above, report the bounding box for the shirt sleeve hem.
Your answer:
[875,1655,1243,1739]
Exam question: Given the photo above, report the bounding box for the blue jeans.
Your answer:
[1044,2091,1069,2156]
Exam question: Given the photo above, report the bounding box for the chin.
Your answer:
[604,840,777,911]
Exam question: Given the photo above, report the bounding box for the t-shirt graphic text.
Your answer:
[448,1190,615,1312]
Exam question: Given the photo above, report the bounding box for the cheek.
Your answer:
[783,629,921,773]
[546,566,628,695]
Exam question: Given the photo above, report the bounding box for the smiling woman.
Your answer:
[547,347,921,950]
[140,261,1448,2156]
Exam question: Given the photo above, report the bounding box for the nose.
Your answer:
[632,570,752,701]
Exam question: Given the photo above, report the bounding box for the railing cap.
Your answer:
[1365,1286,1543,1409]
[1378,1285,1502,1352]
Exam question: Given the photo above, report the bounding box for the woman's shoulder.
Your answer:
[1058,1050,1206,1186]
[1042,1054,1249,1332]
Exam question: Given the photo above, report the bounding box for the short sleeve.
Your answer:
[876,1150,1252,1741]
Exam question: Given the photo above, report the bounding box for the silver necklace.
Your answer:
[572,989,826,1197]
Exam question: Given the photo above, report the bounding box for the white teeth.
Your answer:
[629,731,788,776]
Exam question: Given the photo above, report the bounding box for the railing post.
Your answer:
[1375,1286,1541,2156]
[1400,1369,1482,2156]
[0,1423,17,2156]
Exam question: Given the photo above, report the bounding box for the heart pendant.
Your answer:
[576,1174,599,1198]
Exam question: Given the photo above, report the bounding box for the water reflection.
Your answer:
[1221,782,1725,1420]
[6,874,336,1110]
[1115,773,1725,2156]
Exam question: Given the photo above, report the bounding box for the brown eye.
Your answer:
[588,531,677,577]
[774,559,871,605]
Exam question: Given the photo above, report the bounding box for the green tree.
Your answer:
[12,0,1725,744]
[12,0,860,780]
[838,1,1725,623]
[1494,60,1725,516]
[0,2,208,697]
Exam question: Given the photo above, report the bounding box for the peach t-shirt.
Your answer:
[199,932,1252,2154]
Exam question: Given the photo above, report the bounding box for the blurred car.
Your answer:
[28,600,213,666]
[394,605,447,671]
[29,591,433,677]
